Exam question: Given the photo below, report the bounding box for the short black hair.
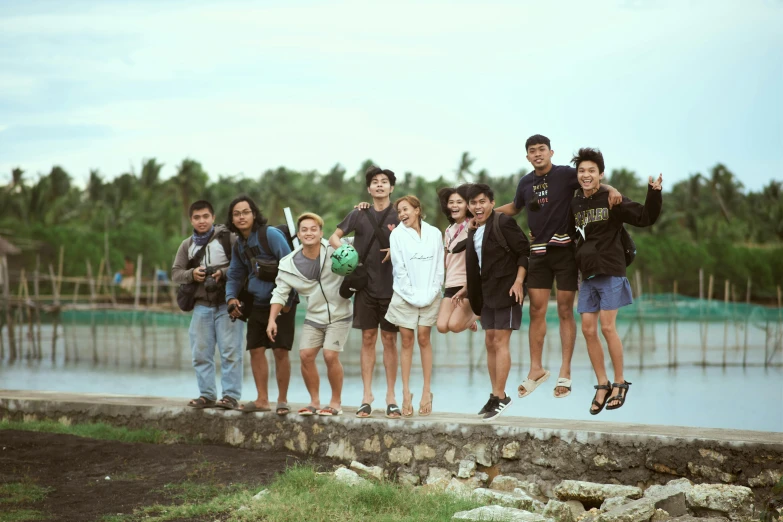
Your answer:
[437,184,474,224]
[571,147,605,174]
[466,183,494,203]
[525,134,551,151]
[365,165,397,187]
[189,200,214,217]
[226,195,268,235]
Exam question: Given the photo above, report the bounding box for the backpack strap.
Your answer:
[218,230,232,261]
[363,206,394,250]
[491,212,511,253]
[187,230,215,268]
[256,224,276,259]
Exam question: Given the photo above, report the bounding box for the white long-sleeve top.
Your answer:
[389,220,444,308]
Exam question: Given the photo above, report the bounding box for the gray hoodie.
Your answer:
[270,240,352,325]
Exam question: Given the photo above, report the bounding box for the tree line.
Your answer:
[2,155,782,301]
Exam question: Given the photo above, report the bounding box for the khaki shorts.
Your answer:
[299,321,352,352]
[384,291,440,330]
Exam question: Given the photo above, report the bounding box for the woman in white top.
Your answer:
[436,185,478,334]
[384,195,444,417]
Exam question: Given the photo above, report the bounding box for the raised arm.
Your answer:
[612,175,663,228]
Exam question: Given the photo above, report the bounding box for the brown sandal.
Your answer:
[187,396,215,409]
[418,393,433,416]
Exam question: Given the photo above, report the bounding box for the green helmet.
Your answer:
[331,244,359,276]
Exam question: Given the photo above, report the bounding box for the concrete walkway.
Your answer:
[2,389,781,491]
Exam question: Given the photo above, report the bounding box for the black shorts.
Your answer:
[443,286,463,298]
[247,303,298,351]
[527,245,578,292]
[480,304,522,331]
[352,291,399,333]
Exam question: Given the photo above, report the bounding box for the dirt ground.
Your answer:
[0,430,335,522]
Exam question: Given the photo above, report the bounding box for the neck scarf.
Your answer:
[192,225,215,246]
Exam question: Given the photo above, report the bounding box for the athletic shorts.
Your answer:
[299,321,352,352]
[527,245,578,291]
[352,291,399,333]
[480,303,522,331]
[577,275,633,314]
[246,303,297,351]
[443,286,463,298]
[384,291,440,330]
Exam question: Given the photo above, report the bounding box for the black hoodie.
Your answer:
[570,185,662,279]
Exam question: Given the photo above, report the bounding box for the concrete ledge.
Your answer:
[2,390,782,495]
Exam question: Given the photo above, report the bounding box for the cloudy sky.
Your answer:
[1,0,781,190]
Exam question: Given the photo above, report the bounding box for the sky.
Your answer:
[1,0,781,191]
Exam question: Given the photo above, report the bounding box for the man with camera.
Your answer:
[172,200,243,410]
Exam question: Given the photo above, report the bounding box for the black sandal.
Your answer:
[187,396,215,409]
[385,404,402,419]
[589,383,612,415]
[214,396,238,410]
[606,381,632,410]
[356,403,373,418]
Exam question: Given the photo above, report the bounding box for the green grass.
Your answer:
[0,509,49,522]
[0,419,180,444]
[0,482,53,504]
[106,465,485,522]
[0,481,53,522]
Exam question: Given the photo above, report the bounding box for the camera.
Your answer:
[204,266,218,294]
[227,301,243,322]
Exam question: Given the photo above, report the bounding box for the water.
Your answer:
[2,340,781,433]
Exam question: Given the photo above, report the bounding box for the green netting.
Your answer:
[58,294,782,327]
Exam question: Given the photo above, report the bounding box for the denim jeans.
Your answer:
[188,304,244,400]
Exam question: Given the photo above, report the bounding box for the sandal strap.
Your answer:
[611,382,631,389]
[594,384,612,391]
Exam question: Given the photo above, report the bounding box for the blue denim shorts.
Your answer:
[577,275,633,313]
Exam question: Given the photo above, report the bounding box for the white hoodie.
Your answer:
[389,220,444,308]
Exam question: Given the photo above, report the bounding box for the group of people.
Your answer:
[171,134,663,423]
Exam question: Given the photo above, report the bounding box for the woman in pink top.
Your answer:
[436,185,478,333]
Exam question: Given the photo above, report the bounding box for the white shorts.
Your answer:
[299,321,351,352]
[384,291,440,330]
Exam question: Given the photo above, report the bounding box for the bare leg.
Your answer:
[555,289,576,396]
[525,288,551,388]
[491,329,512,399]
[380,330,399,406]
[323,349,343,409]
[436,299,453,334]
[299,347,321,408]
[249,347,270,408]
[448,302,477,333]
[273,348,290,404]
[485,330,498,391]
[582,312,609,412]
[359,328,378,408]
[399,327,415,415]
[599,309,625,407]
[417,326,433,414]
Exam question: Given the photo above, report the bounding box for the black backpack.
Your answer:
[620,227,636,266]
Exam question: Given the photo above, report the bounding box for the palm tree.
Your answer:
[455,152,475,182]
[173,159,208,235]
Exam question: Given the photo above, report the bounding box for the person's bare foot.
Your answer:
[401,391,414,417]
[590,382,612,414]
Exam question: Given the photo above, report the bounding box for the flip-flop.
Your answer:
[401,393,414,417]
[355,403,373,418]
[298,405,318,416]
[241,402,272,413]
[553,378,572,398]
[385,404,402,419]
[518,370,551,398]
[187,397,216,409]
[418,393,434,416]
[276,402,290,415]
[317,406,343,416]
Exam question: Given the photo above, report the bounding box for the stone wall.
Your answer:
[1,391,781,501]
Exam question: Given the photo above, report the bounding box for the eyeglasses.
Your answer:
[232,210,253,218]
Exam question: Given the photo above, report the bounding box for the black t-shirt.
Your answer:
[336,206,399,299]
[513,164,580,256]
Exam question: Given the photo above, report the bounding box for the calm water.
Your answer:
[1,357,781,433]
